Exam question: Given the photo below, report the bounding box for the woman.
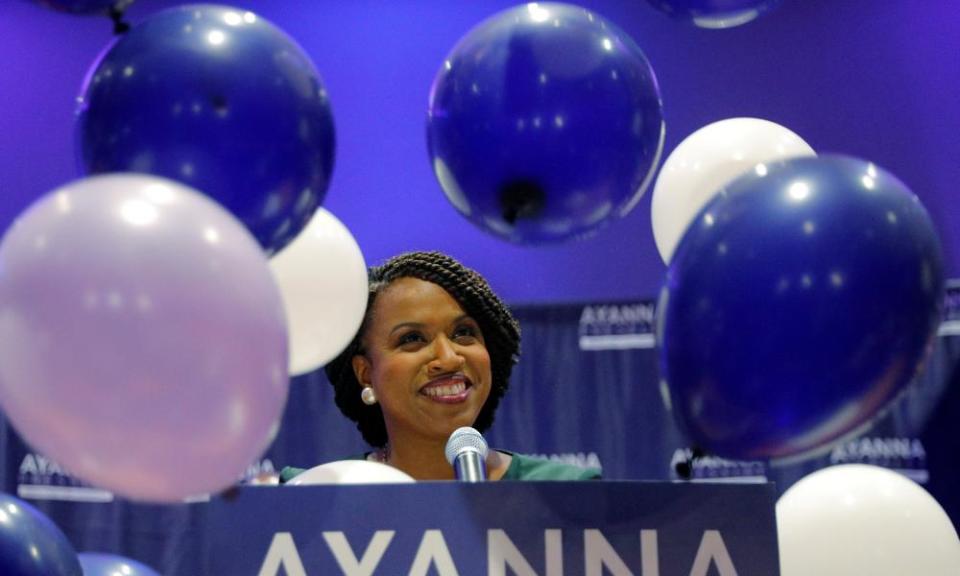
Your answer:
[281,251,599,481]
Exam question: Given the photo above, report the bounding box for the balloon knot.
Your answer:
[499,180,545,225]
[109,5,131,35]
[675,446,705,480]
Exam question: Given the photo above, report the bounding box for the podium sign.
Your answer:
[208,481,780,575]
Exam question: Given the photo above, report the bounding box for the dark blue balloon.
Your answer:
[657,155,944,460]
[427,3,664,243]
[79,552,160,576]
[76,5,335,254]
[645,0,782,29]
[0,493,82,575]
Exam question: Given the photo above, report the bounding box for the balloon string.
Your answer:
[674,446,705,480]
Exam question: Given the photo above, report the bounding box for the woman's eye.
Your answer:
[452,325,480,342]
[397,331,425,347]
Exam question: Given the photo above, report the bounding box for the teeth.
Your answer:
[423,382,466,397]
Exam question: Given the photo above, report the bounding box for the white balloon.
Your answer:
[287,460,415,485]
[651,117,816,264]
[777,464,960,576]
[269,208,368,376]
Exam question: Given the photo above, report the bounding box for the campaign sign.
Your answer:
[207,481,779,575]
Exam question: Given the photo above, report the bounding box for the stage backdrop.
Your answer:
[1,285,957,574]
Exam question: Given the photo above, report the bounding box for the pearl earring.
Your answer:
[361,386,377,406]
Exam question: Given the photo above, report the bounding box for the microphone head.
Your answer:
[444,426,489,464]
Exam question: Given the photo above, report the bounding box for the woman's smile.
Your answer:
[420,373,473,403]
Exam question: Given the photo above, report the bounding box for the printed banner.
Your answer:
[208,482,780,576]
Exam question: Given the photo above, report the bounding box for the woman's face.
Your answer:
[352,277,492,445]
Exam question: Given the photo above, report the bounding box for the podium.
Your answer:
[207,481,780,575]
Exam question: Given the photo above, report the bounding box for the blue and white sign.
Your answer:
[208,481,780,575]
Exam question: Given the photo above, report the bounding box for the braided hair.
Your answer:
[324,251,521,447]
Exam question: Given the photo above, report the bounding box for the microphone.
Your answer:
[444,427,488,482]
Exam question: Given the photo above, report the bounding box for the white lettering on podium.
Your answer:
[688,530,737,576]
[323,531,395,576]
[258,532,307,576]
[409,529,459,576]
[640,530,659,576]
[254,528,741,575]
[488,529,535,576]
[585,529,633,576]
[545,529,563,576]
[487,529,564,576]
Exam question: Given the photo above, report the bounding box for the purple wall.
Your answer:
[1,0,958,304]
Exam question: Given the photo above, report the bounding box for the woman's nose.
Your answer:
[428,336,465,373]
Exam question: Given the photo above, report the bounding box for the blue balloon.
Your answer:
[79,553,160,576]
[427,3,664,243]
[76,5,335,254]
[0,493,82,575]
[657,155,944,460]
[645,0,782,29]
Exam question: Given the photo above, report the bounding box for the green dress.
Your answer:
[279,451,601,483]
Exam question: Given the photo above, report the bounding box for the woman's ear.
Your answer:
[352,354,372,389]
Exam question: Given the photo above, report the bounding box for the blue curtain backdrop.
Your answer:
[2,287,958,574]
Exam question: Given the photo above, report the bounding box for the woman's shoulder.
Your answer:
[279,452,602,483]
[500,451,602,481]
[278,466,306,484]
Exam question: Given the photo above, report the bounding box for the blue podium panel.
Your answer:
[208,481,780,576]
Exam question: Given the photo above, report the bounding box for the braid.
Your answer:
[325,251,521,448]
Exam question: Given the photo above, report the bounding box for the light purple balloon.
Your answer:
[0,174,289,502]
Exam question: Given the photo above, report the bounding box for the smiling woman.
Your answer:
[281,251,601,481]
